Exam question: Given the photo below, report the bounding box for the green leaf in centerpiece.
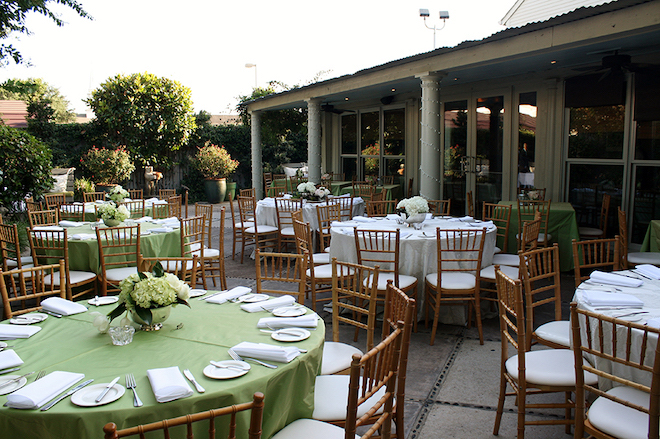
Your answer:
[152,261,165,278]
[134,306,153,325]
[107,302,126,321]
[176,297,191,308]
[138,272,148,280]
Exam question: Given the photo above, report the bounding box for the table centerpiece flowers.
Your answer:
[297,182,330,202]
[96,202,130,227]
[106,184,130,204]
[396,196,430,228]
[107,261,191,331]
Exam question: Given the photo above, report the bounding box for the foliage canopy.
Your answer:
[0,78,75,123]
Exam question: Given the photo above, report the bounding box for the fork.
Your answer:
[228,348,278,369]
[35,370,46,381]
[125,373,143,407]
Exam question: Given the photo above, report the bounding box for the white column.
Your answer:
[250,110,263,199]
[306,98,323,184]
[418,73,445,200]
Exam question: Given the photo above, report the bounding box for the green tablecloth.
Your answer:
[340,184,402,201]
[641,220,660,252]
[0,299,324,439]
[330,181,352,196]
[500,201,580,271]
[67,223,181,274]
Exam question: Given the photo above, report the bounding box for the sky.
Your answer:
[1,0,514,115]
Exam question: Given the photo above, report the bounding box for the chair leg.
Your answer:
[493,373,506,435]
[473,294,484,345]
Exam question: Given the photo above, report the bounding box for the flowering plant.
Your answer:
[80,146,135,185]
[96,202,130,222]
[106,261,191,326]
[321,173,331,181]
[107,185,129,204]
[297,182,330,201]
[192,143,239,179]
[396,196,429,217]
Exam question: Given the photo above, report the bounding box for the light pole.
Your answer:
[419,9,449,50]
[245,63,257,88]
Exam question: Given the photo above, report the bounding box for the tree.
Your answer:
[86,72,197,166]
[0,0,90,66]
[0,78,76,123]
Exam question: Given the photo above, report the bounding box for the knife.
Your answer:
[0,371,34,389]
[199,290,226,301]
[41,379,94,411]
[42,310,62,318]
[183,369,205,393]
[95,376,120,402]
[0,367,20,375]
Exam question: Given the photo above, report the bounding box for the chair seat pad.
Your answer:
[105,266,138,282]
[11,265,34,278]
[491,253,520,267]
[312,252,331,265]
[199,248,221,258]
[534,320,571,347]
[628,252,660,265]
[324,246,331,253]
[45,271,96,286]
[161,260,197,271]
[245,225,278,234]
[425,272,476,289]
[321,341,363,375]
[588,385,650,439]
[7,256,33,267]
[280,227,295,237]
[235,221,254,229]
[506,349,598,387]
[578,226,604,237]
[365,273,417,291]
[312,375,387,421]
[539,232,552,242]
[480,264,519,280]
[271,418,359,439]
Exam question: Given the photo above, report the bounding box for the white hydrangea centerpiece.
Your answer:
[96,202,130,222]
[297,182,330,201]
[107,185,130,204]
[396,196,430,217]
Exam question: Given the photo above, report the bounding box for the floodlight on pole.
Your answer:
[419,9,449,50]
[245,63,257,88]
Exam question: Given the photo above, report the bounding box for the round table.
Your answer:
[255,197,365,231]
[329,216,497,325]
[0,298,324,439]
[80,199,169,222]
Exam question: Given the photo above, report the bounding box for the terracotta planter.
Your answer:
[204,178,227,204]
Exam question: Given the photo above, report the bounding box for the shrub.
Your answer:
[80,146,135,185]
[0,125,53,212]
[74,177,95,201]
[192,143,239,179]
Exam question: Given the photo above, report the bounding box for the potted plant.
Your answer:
[192,143,239,204]
[80,146,135,191]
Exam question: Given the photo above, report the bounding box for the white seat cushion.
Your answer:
[480,264,519,281]
[321,341,363,375]
[45,271,96,286]
[588,385,650,439]
[306,264,334,280]
[235,221,254,229]
[6,256,33,267]
[105,266,138,282]
[271,418,358,439]
[578,226,604,237]
[538,232,551,242]
[425,272,476,289]
[312,252,331,265]
[505,349,598,387]
[491,253,520,267]
[628,252,660,265]
[244,225,278,234]
[365,273,417,291]
[312,375,387,421]
[535,320,571,348]
[280,226,295,237]
[198,248,221,258]
[161,259,197,272]
[324,246,331,253]
[12,265,34,278]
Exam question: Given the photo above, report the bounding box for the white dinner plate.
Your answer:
[71,382,125,407]
[271,328,311,342]
[610,312,645,322]
[203,361,251,379]
[0,375,28,395]
[189,289,207,298]
[87,296,119,306]
[272,306,306,317]
[238,294,269,303]
[0,342,7,349]
[10,313,48,325]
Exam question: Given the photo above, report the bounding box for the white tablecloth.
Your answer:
[256,197,365,231]
[329,217,497,325]
[574,270,660,390]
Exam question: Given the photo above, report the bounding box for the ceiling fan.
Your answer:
[573,50,655,80]
[321,104,354,115]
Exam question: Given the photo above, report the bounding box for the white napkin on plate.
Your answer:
[134,216,153,223]
[69,233,96,240]
[636,265,660,280]
[58,220,83,228]
[0,350,23,369]
[152,217,178,225]
[6,371,84,409]
[257,313,320,329]
[0,324,41,340]
[150,227,173,234]
[231,342,300,363]
[590,271,643,287]
[205,286,252,304]
[240,295,296,313]
[581,291,644,308]
[41,297,87,316]
[352,216,377,223]
[147,366,193,403]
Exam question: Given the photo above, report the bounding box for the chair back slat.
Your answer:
[427,199,451,216]
[0,260,66,319]
[28,210,58,228]
[59,204,85,222]
[120,200,146,219]
[572,237,621,288]
[84,192,107,203]
[255,250,306,304]
[483,202,512,252]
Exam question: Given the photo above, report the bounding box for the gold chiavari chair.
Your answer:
[28,210,58,229]
[84,192,107,203]
[44,193,66,210]
[96,225,140,296]
[0,261,66,319]
[128,189,143,200]
[255,249,307,304]
[120,200,146,219]
[158,189,176,199]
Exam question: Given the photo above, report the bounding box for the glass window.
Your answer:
[475,96,504,205]
[383,109,405,156]
[341,114,357,155]
[568,105,625,159]
[518,92,537,189]
[443,101,468,206]
[631,166,660,243]
[635,121,660,161]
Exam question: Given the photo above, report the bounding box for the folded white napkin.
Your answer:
[240,295,296,313]
[147,366,193,403]
[58,220,82,228]
[152,199,169,205]
[0,324,41,340]
[6,371,84,409]
[425,213,433,219]
[282,194,292,199]
[134,216,153,223]
[636,265,660,280]
[590,271,643,287]
[352,216,377,223]
[465,220,495,228]
[231,342,300,363]
[646,318,660,329]
[69,233,96,241]
[33,225,63,231]
[145,197,160,203]
[448,216,474,222]
[386,214,401,220]
[257,313,320,329]
[41,297,88,316]
[152,217,178,224]
[205,286,252,304]
[150,227,173,234]
[581,291,644,308]
[0,350,23,369]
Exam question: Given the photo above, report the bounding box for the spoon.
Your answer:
[209,361,249,371]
